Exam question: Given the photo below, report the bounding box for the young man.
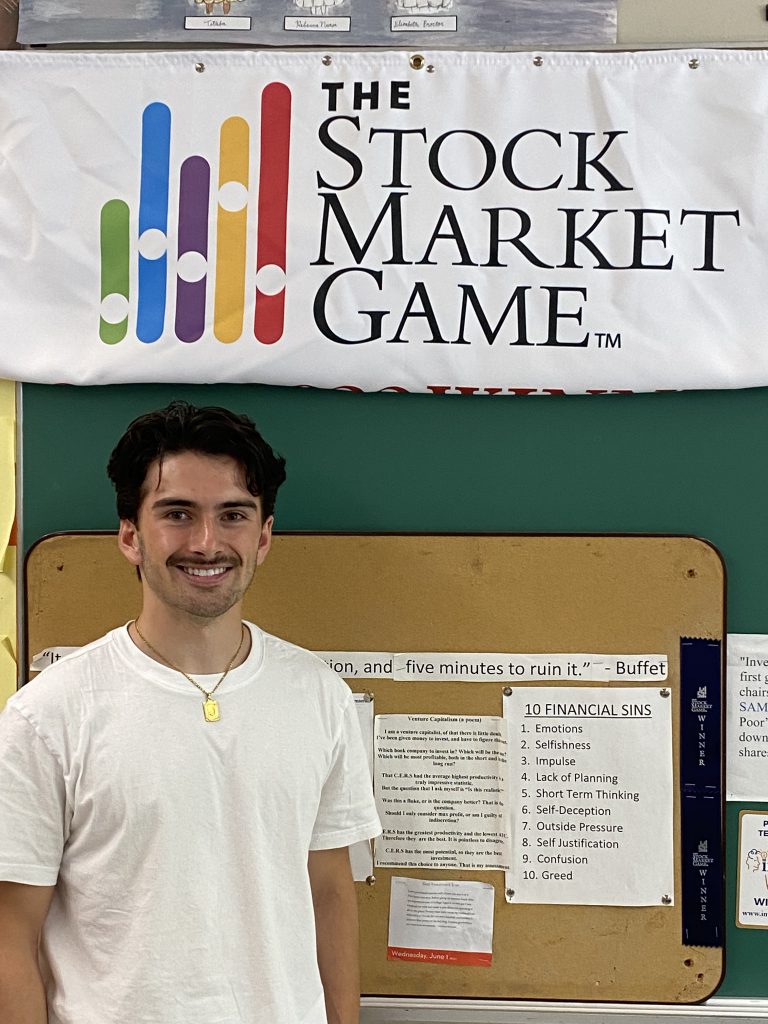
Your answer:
[0,401,381,1024]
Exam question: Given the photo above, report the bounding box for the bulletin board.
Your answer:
[25,530,725,1003]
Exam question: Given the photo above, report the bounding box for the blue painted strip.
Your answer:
[137,103,171,343]
[681,792,723,946]
[680,638,721,792]
[680,638,723,947]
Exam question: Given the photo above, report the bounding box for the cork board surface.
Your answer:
[25,532,725,1003]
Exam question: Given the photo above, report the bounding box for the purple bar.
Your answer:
[175,155,210,343]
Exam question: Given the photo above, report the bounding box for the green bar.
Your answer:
[99,199,130,344]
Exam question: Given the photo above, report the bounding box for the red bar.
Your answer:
[387,946,492,967]
[254,82,291,345]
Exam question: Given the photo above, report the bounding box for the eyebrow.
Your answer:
[150,498,260,511]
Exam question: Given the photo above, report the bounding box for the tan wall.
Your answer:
[0,1,17,49]
[619,0,768,45]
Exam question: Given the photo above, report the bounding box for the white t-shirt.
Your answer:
[0,623,381,1024]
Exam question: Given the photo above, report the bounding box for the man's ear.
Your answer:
[117,519,142,568]
[256,515,274,567]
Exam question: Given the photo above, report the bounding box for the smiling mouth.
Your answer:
[178,566,232,578]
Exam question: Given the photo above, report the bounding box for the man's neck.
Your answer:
[131,602,250,675]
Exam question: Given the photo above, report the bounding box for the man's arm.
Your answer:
[0,881,54,1024]
[308,846,361,1024]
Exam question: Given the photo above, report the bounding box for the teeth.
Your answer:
[182,567,228,577]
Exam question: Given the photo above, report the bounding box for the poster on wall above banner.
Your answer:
[18,0,617,47]
[1,49,767,393]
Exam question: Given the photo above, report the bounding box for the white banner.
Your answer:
[0,49,766,392]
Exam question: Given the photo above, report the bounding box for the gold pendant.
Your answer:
[203,698,220,722]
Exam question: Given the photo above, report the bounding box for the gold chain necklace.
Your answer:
[132,619,246,723]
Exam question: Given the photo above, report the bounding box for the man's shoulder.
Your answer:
[258,626,340,675]
[254,626,353,698]
[34,628,122,677]
[9,628,124,716]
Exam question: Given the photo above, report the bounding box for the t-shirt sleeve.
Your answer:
[310,692,381,851]
[0,705,66,885]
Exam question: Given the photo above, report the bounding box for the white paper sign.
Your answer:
[313,652,393,679]
[503,687,674,905]
[374,714,511,871]
[726,634,768,801]
[388,876,494,967]
[391,652,667,683]
[737,811,768,928]
[30,647,80,672]
[350,693,375,881]
[314,650,666,682]
[1,49,768,394]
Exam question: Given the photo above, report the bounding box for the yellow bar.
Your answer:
[214,117,249,344]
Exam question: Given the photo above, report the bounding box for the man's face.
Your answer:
[118,450,273,621]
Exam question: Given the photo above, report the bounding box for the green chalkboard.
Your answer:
[21,381,768,999]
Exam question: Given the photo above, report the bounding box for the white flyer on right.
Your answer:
[726,634,768,801]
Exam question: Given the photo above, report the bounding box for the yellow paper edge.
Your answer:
[0,380,17,709]
[0,636,16,707]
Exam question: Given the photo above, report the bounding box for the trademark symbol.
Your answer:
[595,331,622,349]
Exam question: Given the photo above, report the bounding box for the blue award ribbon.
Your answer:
[679,638,723,947]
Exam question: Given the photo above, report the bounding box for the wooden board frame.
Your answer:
[24,532,726,1003]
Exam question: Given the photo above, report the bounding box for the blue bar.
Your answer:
[137,102,171,344]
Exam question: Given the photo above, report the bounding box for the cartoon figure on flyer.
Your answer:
[194,0,243,15]
[745,848,768,890]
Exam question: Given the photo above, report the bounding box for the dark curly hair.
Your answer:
[107,401,286,522]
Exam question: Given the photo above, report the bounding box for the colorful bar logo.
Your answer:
[99,83,291,346]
